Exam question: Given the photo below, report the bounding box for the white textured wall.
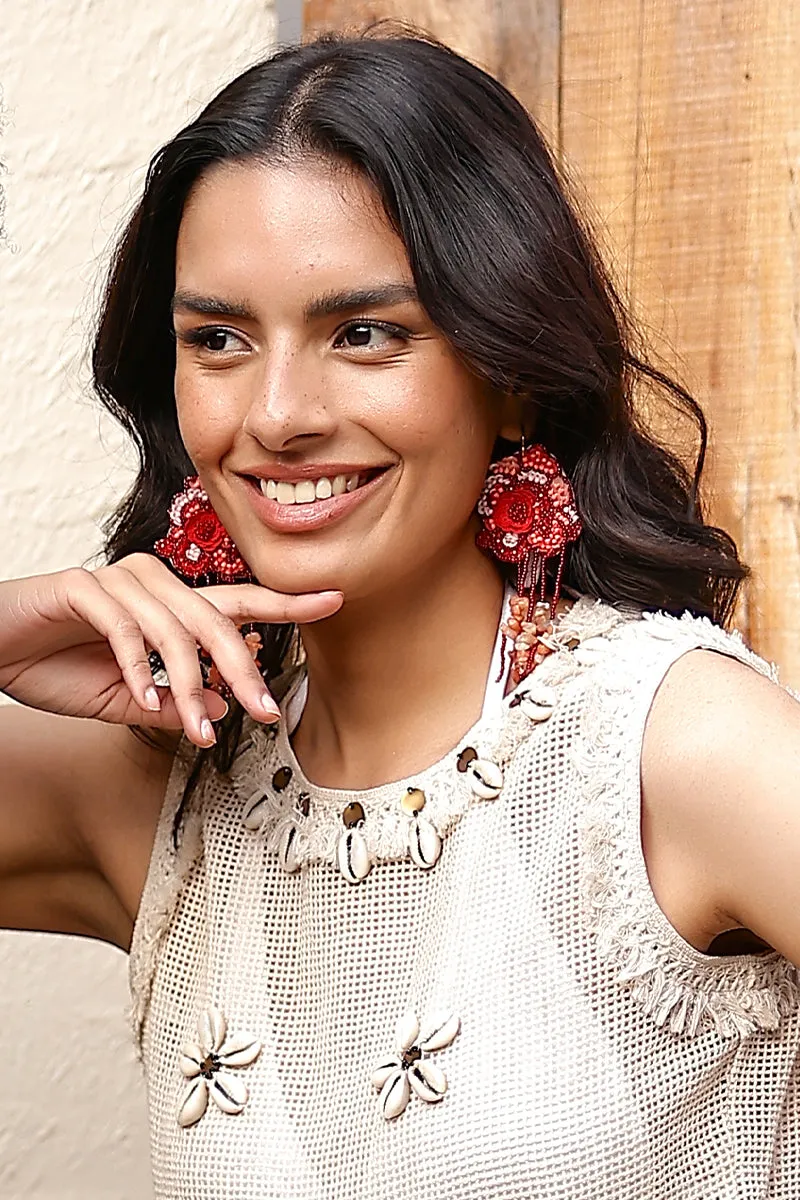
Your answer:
[0,3,284,1195]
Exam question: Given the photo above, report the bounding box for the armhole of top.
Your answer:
[576,613,800,1039]
[127,738,202,1056]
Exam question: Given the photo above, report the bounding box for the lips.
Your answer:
[240,466,392,533]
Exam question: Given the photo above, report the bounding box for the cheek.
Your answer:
[374,367,495,462]
[386,391,497,526]
[174,365,241,467]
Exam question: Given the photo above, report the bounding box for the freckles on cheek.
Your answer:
[176,386,236,468]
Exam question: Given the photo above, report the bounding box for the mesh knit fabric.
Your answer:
[129,596,800,1199]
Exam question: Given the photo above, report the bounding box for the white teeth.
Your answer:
[294,480,317,504]
[261,472,365,505]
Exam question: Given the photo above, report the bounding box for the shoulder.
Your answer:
[639,629,800,962]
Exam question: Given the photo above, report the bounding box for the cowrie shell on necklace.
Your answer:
[400,787,442,869]
[278,791,310,873]
[466,758,504,799]
[278,824,301,873]
[517,682,557,722]
[408,818,442,869]
[573,636,608,666]
[242,788,269,830]
[337,801,371,883]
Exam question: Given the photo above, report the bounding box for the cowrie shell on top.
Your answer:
[519,682,557,722]
[467,758,504,799]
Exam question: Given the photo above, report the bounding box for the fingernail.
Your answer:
[144,686,161,712]
[200,718,216,745]
[262,693,281,720]
[211,700,230,722]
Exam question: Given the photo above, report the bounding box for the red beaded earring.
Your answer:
[152,476,256,700]
[154,475,253,585]
[477,441,582,686]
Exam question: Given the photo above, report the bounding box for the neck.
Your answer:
[290,547,506,790]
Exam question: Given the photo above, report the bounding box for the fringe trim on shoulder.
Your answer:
[575,609,800,1039]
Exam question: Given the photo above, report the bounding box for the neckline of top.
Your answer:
[269,588,597,806]
[284,581,516,739]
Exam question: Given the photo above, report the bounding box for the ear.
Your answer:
[496,390,528,442]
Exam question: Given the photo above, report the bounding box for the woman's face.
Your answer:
[172,158,509,601]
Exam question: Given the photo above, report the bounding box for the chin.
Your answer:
[241,522,441,605]
[247,553,352,600]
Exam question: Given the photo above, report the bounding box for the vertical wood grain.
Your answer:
[560,0,800,680]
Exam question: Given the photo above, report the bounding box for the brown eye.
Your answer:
[176,326,249,354]
[344,323,382,347]
[203,330,231,352]
[336,321,407,351]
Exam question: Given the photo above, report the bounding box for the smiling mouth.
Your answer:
[250,468,388,506]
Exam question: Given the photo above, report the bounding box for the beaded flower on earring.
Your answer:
[477,443,582,686]
[152,475,257,700]
[154,475,253,585]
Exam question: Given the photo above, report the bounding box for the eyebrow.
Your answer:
[304,283,419,320]
[170,283,420,322]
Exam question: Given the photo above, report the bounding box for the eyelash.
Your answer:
[333,319,408,349]
[177,327,247,352]
[176,319,409,354]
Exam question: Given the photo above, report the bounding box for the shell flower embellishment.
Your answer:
[178,1006,262,1128]
[372,1010,461,1121]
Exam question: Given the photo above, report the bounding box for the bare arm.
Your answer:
[0,558,342,949]
[642,648,800,963]
[0,705,174,949]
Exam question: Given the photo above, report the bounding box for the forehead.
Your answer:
[175,158,412,296]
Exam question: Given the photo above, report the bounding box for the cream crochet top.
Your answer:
[129,593,800,1199]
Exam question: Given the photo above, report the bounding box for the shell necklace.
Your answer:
[237,590,619,883]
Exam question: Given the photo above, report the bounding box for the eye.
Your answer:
[176,326,249,354]
[334,321,407,352]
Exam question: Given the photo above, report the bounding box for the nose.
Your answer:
[241,343,337,452]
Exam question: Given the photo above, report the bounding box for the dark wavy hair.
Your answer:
[92,25,748,836]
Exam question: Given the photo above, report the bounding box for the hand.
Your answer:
[0,555,343,747]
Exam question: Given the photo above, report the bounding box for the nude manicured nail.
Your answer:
[144,686,161,712]
[200,718,216,745]
[262,694,281,720]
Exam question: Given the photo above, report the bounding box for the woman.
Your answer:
[1,27,798,1199]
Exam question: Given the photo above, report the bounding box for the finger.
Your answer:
[116,686,227,732]
[60,570,164,716]
[197,584,344,627]
[94,569,220,748]
[109,559,343,723]
[138,584,283,724]
[101,562,279,727]
[119,554,343,625]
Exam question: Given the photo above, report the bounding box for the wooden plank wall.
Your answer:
[304,0,800,686]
